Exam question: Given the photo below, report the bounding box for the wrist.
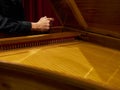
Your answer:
[31,22,38,31]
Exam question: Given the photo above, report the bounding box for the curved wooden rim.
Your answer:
[0,62,114,89]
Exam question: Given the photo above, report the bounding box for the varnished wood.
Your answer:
[0,32,79,50]
[74,0,120,38]
[0,0,120,89]
[0,40,120,89]
[0,49,114,90]
[65,0,88,29]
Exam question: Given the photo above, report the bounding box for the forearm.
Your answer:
[0,15,53,34]
[0,15,31,34]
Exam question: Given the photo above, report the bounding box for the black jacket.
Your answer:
[0,0,31,34]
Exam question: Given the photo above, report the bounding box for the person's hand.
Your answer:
[32,16,54,32]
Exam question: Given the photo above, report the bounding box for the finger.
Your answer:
[47,18,54,21]
[41,16,47,19]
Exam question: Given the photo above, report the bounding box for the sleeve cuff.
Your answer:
[20,21,32,33]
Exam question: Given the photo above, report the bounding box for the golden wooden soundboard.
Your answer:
[0,32,117,90]
[0,0,120,89]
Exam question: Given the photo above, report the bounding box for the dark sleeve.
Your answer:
[0,15,31,34]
